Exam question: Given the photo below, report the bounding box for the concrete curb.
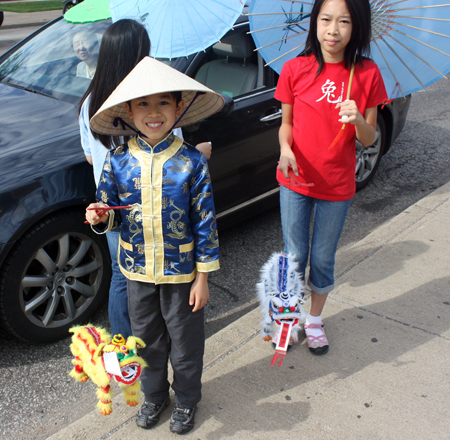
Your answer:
[1,21,48,28]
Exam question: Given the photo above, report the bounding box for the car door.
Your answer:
[182,24,281,220]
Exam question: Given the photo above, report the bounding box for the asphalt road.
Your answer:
[0,25,41,54]
[1,26,450,440]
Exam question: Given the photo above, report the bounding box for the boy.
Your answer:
[85,57,224,434]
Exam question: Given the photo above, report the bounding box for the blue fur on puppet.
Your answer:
[256,252,306,346]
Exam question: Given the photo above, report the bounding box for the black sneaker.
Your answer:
[169,405,197,435]
[136,398,170,430]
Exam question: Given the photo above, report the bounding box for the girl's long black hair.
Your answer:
[301,0,372,74]
[79,19,150,149]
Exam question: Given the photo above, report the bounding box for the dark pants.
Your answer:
[127,280,205,407]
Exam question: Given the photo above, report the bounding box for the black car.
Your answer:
[0,15,411,343]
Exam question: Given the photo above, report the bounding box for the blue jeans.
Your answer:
[106,229,132,338]
[280,186,351,295]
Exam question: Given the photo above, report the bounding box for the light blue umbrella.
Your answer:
[248,0,450,99]
[109,0,246,59]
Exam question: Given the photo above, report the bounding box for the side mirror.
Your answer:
[208,94,234,119]
[183,94,234,133]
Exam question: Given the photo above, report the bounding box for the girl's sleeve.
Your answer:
[366,64,388,108]
[92,152,121,234]
[79,99,92,157]
[189,154,220,273]
[274,61,295,105]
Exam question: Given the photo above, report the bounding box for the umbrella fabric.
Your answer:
[109,0,246,59]
[64,0,111,23]
[248,0,450,99]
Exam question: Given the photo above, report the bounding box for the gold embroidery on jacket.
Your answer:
[126,154,140,178]
[165,260,182,274]
[207,216,219,249]
[168,154,195,174]
[136,266,146,275]
[167,200,187,240]
[124,250,134,271]
[114,145,125,155]
[100,190,108,203]
[192,192,211,213]
[133,177,141,190]
[126,205,143,243]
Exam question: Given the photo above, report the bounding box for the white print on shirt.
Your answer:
[316,80,344,104]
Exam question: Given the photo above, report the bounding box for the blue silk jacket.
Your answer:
[94,133,219,284]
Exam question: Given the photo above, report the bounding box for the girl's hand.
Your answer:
[336,100,364,126]
[190,272,209,312]
[85,202,109,225]
[278,147,298,179]
[195,142,212,160]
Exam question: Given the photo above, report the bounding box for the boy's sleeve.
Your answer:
[91,151,121,234]
[189,153,220,273]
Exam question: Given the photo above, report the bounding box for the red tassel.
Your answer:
[327,124,346,151]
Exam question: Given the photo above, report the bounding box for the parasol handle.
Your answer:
[327,64,356,150]
[341,64,355,122]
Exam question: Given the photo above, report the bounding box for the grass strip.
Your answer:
[0,1,62,13]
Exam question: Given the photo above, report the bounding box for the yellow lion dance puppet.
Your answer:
[69,325,147,415]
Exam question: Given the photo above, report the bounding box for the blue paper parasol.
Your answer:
[248,0,450,99]
[109,0,246,59]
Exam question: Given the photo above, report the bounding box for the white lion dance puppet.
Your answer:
[257,252,306,367]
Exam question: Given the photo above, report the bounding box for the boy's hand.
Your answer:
[85,202,109,225]
[190,272,209,312]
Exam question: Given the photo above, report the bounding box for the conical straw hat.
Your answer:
[90,56,225,136]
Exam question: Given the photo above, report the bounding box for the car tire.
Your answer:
[355,114,386,191]
[0,210,111,343]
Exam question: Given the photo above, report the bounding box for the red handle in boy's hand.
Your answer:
[84,206,132,223]
[87,206,132,211]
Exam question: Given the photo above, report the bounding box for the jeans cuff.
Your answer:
[308,278,334,295]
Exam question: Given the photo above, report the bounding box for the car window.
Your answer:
[0,18,186,105]
[0,19,110,104]
[192,29,266,98]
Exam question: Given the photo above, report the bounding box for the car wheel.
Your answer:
[0,210,111,343]
[355,114,386,191]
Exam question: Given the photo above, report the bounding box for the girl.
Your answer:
[275,0,387,354]
[79,19,211,339]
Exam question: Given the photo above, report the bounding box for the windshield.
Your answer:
[0,18,190,105]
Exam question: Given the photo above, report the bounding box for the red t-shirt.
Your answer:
[275,55,388,201]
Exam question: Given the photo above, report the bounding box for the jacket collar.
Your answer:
[137,131,176,154]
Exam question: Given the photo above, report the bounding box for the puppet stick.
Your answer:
[327,64,355,151]
[87,206,132,211]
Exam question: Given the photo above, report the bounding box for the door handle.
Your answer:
[260,109,282,122]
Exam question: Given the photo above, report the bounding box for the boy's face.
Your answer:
[125,93,185,147]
